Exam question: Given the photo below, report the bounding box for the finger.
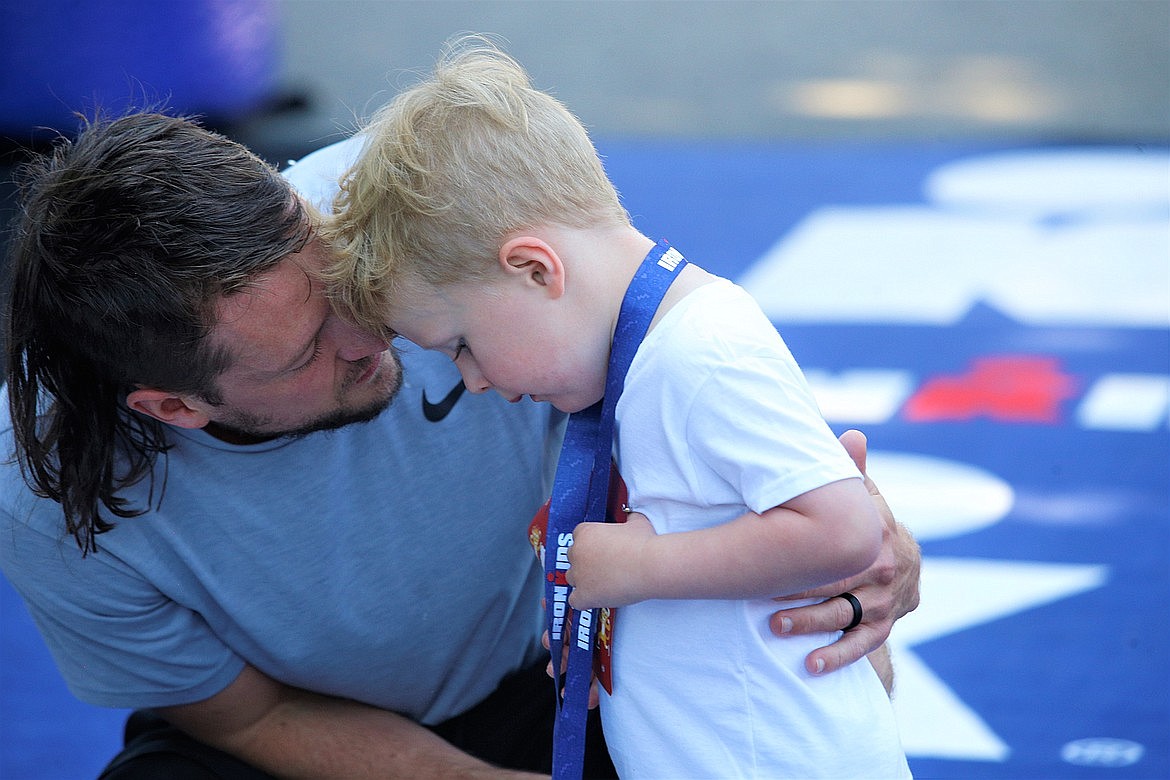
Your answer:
[548,647,570,677]
[588,680,601,709]
[838,429,868,476]
[840,429,893,505]
[770,593,869,637]
[804,625,883,676]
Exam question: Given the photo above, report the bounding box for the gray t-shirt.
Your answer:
[0,136,564,724]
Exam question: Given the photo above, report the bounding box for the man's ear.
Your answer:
[125,388,212,429]
[498,236,565,298]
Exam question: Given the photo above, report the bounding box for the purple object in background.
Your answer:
[0,0,280,138]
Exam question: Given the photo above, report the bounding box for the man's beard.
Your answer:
[278,389,395,440]
[210,348,405,443]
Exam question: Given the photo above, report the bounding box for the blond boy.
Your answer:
[327,39,910,779]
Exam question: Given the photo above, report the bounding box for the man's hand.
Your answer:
[769,430,921,682]
[542,630,602,710]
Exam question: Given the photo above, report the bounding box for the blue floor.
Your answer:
[3,139,1167,778]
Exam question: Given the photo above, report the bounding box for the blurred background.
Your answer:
[2,1,1168,778]
[3,1,1168,158]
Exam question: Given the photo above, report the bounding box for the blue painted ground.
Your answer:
[3,140,1167,778]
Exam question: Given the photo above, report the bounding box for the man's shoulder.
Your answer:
[0,393,70,557]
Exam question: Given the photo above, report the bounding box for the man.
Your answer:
[1,113,920,778]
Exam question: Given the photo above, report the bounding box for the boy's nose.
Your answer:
[457,362,491,394]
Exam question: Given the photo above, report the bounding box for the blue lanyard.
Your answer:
[544,240,687,780]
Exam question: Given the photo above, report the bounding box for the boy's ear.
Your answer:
[498,236,565,298]
[125,388,212,429]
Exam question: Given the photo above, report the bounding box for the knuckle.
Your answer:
[904,589,922,614]
[835,597,854,626]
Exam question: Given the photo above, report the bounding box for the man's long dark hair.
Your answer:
[4,113,311,554]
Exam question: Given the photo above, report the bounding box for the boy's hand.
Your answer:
[566,513,655,609]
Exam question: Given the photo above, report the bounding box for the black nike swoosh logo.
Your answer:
[422,381,467,422]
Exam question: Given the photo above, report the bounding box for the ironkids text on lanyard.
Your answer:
[543,240,687,780]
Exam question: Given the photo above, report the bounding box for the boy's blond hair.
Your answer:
[325,36,631,331]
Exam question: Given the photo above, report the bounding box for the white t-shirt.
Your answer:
[604,278,911,778]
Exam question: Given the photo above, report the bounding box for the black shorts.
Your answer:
[98,659,616,779]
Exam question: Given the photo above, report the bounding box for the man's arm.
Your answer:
[769,430,922,680]
[157,664,542,780]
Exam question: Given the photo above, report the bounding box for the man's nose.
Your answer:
[335,320,393,362]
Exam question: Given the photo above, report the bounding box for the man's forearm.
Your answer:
[160,672,542,780]
[249,692,540,779]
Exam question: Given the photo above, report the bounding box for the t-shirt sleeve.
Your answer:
[683,344,861,515]
[1,508,244,709]
[282,134,368,211]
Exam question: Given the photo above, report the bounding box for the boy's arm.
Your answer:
[566,476,882,608]
[771,430,922,679]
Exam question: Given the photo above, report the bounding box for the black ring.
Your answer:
[836,592,863,631]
